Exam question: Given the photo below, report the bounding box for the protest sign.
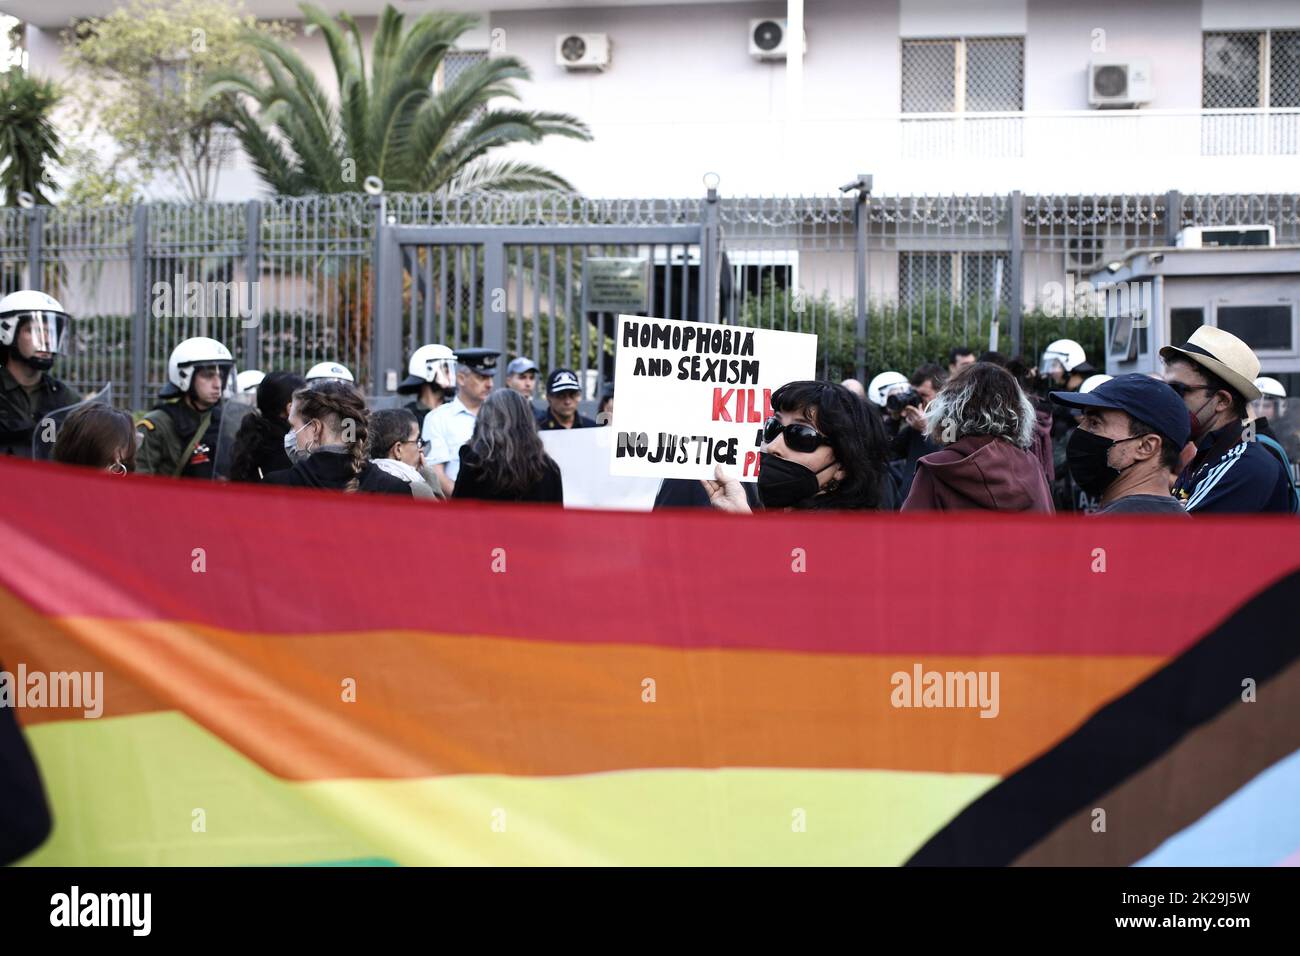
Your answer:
[609,315,817,481]
[540,426,661,510]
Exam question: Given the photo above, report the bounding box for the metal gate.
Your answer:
[374,213,719,402]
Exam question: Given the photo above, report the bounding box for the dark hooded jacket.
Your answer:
[262,449,413,496]
[901,434,1055,513]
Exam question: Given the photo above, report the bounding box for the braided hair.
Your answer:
[291,380,370,492]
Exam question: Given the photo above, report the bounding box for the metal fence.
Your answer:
[2,189,1298,407]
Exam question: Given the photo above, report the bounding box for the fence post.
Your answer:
[852,177,869,381]
[26,205,45,290]
[482,236,507,386]
[1164,190,1183,245]
[243,200,261,374]
[699,186,720,324]
[370,194,403,398]
[1008,190,1024,358]
[130,204,149,411]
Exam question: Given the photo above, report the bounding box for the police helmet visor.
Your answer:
[428,357,456,390]
[15,312,68,355]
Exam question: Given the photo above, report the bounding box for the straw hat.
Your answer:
[1159,326,1262,402]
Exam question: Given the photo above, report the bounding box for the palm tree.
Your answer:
[0,70,62,205]
[208,3,591,195]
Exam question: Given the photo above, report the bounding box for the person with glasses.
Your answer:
[1161,327,1294,514]
[900,362,1054,512]
[368,407,442,499]
[701,380,893,513]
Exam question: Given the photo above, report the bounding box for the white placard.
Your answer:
[540,426,662,511]
[609,315,818,482]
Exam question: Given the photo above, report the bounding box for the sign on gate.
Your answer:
[582,257,650,314]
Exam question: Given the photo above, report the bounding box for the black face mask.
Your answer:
[757,452,838,510]
[1066,428,1141,498]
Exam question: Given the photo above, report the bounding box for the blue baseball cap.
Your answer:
[1050,373,1190,448]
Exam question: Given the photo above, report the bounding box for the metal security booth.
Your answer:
[1096,244,1300,396]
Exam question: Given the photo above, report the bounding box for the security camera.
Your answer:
[839,174,873,195]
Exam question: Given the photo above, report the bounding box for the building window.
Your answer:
[436,50,490,121]
[900,252,1010,309]
[901,37,1024,113]
[1203,30,1300,108]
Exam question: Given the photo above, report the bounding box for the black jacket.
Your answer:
[230,412,292,482]
[263,450,414,496]
[452,444,563,504]
[0,364,80,458]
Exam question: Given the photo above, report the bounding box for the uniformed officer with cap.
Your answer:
[538,368,598,430]
[421,347,499,496]
[504,356,545,419]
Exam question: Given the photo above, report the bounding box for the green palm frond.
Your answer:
[206,1,590,197]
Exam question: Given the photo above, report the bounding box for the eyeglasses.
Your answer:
[762,416,831,454]
[401,438,431,455]
[1166,382,1219,399]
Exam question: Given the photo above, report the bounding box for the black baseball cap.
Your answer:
[547,368,582,394]
[1051,373,1190,448]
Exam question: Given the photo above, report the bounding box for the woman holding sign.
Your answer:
[702,381,892,513]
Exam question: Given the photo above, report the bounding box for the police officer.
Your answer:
[304,362,355,385]
[422,347,499,496]
[538,368,598,430]
[136,337,235,478]
[396,344,456,429]
[0,290,80,457]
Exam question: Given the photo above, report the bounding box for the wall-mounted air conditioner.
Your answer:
[556,34,611,72]
[749,19,805,61]
[1176,225,1275,248]
[1088,58,1153,108]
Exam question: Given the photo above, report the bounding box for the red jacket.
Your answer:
[901,434,1055,513]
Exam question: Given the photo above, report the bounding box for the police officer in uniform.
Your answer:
[537,368,598,430]
[422,347,499,496]
[136,337,235,478]
[0,290,80,457]
[396,344,457,430]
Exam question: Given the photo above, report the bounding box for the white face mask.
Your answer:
[284,421,314,462]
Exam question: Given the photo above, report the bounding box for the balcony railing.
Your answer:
[897,108,1300,160]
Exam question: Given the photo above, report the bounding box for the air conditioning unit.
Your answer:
[1088,58,1153,108]
[556,34,610,72]
[1176,225,1275,248]
[749,19,805,61]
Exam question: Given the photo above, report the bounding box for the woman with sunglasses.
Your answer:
[368,407,443,499]
[702,380,893,513]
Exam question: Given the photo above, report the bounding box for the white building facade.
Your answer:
[10,0,1300,199]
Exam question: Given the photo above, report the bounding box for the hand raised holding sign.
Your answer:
[701,463,752,514]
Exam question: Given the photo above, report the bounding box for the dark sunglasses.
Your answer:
[762,416,831,454]
[1166,382,1220,399]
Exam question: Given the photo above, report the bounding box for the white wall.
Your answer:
[1026,0,1203,110]
[19,0,1300,200]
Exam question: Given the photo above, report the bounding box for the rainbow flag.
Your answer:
[1,456,1297,866]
